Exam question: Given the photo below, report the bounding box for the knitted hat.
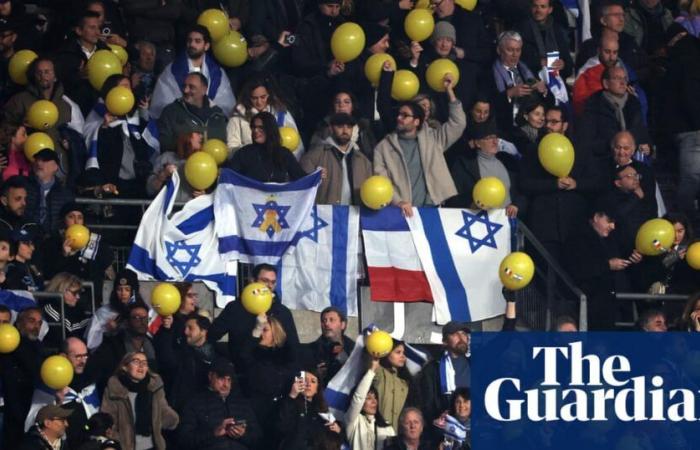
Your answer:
[115,269,139,291]
[362,22,389,48]
[467,119,499,140]
[431,21,457,43]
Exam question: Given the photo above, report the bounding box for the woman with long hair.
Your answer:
[372,339,417,431]
[226,111,307,182]
[42,272,91,349]
[432,388,471,450]
[227,78,304,157]
[0,121,29,180]
[679,292,700,332]
[512,99,546,157]
[100,352,178,450]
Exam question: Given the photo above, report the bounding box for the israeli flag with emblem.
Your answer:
[126,171,236,303]
[444,414,468,443]
[214,168,322,265]
[406,208,511,325]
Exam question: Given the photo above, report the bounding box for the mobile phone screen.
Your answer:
[546,51,560,70]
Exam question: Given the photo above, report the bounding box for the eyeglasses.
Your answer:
[67,288,81,296]
[397,112,415,119]
[50,417,68,423]
[619,173,641,180]
[546,119,562,125]
[70,353,89,360]
[129,359,148,367]
[130,315,149,322]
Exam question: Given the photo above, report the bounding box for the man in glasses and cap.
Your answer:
[19,404,72,450]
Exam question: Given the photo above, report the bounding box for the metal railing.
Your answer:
[614,292,690,328]
[33,281,96,343]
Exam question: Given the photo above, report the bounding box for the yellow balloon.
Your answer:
[364,53,397,87]
[105,86,135,116]
[331,22,366,63]
[241,282,273,315]
[473,177,506,209]
[8,50,38,85]
[365,330,393,358]
[202,139,228,165]
[24,132,54,161]
[40,355,74,390]
[415,0,431,7]
[391,70,420,101]
[499,252,535,291]
[26,100,59,130]
[184,151,218,190]
[456,0,477,10]
[687,242,700,270]
[537,132,575,177]
[87,50,122,90]
[197,9,229,41]
[425,58,460,92]
[361,175,394,210]
[0,323,20,354]
[212,31,248,67]
[108,44,128,66]
[404,8,435,42]
[65,224,90,250]
[151,283,182,316]
[279,127,300,151]
[635,218,675,256]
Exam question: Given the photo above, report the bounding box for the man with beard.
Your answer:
[300,306,355,385]
[0,307,45,448]
[150,25,235,119]
[300,113,373,205]
[0,177,39,238]
[24,338,99,449]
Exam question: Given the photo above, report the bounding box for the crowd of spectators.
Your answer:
[0,0,699,448]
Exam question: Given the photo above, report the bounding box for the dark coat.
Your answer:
[54,39,110,114]
[248,0,301,44]
[177,389,261,450]
[436,9,495,68]
[24,175,75,238]
[661,34,700,135]
[18,426,67,450]
[291,10,341,77]
[515,17,574,80]
[299,334,355,384]
[121,0,183,46]
[157,98,227,153]
[226,143,307,183]
[604,159,658,219]
[276,396,341,450]
[599,188,655,257]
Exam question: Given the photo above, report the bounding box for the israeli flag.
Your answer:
[444,414,468,443]
[127,171,237,304]
[325,326,428,422]
[406,208,511,325]
[279,205,360,317]
[24,383,99,431]
[214,169,322,265]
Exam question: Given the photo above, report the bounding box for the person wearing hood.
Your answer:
[300,112,372,205]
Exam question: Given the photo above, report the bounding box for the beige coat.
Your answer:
[100,374,179,450]
[300,140,372,205]
[373,100,466,205]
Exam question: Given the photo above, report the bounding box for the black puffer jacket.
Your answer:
[24,175,75,238]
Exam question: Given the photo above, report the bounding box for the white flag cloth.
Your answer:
[126,171,237,303]
[214,168,322,265]
[406,208,512,325]
[279,205,360,317]
[24,383,99,431]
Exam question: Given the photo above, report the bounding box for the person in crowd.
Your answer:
[78,412,121,450]
[491,31,547,128]
[3,228,43,291]
[177,358,261,450]
[210,263,299,368]
[678,292,700,332]
[301,306,355,385]
[85,269,146,351]
[153,314,216,414]
[553,315,579,331]
[89,304,158,393]
[157,72,228,153]
[432,0,494,67]
[383,407,433,450]
[345,356,396,450]
[168,282,200,344]
[24,337,99,449]
[374,74,465,216]
[431,387,471,450]
[225,111,307,182]
[544,104,569,135]
[42,273,92,349]
[0,231,10,283]
[515,0,573,80]
[239,314,298,449]
[130,41,158,103]
[0,19,19,103]
[150,25,235,119]
[121,0,181,70]
[86,0,128,48]
[606,131,657,217]
[147,131,205,201]
[676,0,700,37]
[0,176,38,236]
[81,74,156,199]
[0,306,45,448]
[638,309,668,332]
[100,351,179,450]
[511,98,546,157]
[576,65,651,165]
[623,0,674,56]
[309,90,377,161]
[300,112,372,205]
[19,404,72,450]
[445,120,525,217]
[373,339,418,431]
[227,77,304,157]
[0,121,29,181]
[465,97,520,158]
[277,368,343,449]
[25,148,75,237]
[291,0,344,78]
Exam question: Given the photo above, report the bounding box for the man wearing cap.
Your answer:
[178,358,261,450]
[19,404,71,450]
[24,148,75,239]
[445,120,526,217]
[301,112,373,205]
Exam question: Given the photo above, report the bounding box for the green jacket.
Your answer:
[157,97,227,152]
[372,366,409,431]
[624,5,674,49]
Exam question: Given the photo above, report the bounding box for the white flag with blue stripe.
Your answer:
[406,208,511,325]
[444,414,468,443]
[214,168,322,265]
[126,171,236,303]
[278,205,359,317]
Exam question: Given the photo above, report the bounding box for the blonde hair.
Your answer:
[268,316,287,348]
[117,351,148,375]
[46,272,82,297]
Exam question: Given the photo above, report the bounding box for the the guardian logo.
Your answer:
[484,341,700,422]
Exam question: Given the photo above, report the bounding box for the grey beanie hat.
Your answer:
[431,21,457,43]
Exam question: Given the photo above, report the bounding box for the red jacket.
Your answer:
[573,63,605,118]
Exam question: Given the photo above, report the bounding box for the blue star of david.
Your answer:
[165,240,202,276]
[297,206,329,243]
[252,201,291,238]
[455,210,503,253]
